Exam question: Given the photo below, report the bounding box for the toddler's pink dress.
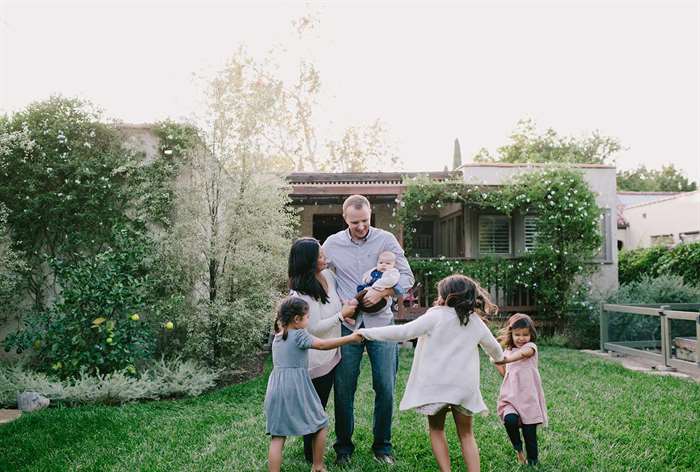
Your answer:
[497,342,548,426]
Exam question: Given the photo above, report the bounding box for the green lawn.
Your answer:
[1,347,699,471]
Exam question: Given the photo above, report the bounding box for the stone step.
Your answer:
[0,409,22,425]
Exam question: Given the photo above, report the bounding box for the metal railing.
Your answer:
[600,303,700,371]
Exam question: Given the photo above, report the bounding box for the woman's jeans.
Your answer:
[333,324,398,456]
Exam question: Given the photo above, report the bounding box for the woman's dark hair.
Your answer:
[497,313,538,349]
[275,296,309,340]
[288,237,329,304]
[437,275,498,326]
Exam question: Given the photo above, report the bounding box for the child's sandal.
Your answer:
[516,450,526,465]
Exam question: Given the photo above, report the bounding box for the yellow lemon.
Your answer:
[164,321,174,330]
[130,314,140,321]
[106,337,113,344]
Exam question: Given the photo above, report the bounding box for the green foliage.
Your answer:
[618,245,668,284]
[2,226,164,378]
[400,168,602,323]
[178,298,274,368]
[0,357,220,407]
[474,118,621,164]
[619,242,700,286]
[656,242,700,286]
[135,120,200,227]
[617,164,697,192]
[0,96,137,307]
[0,204,27,324]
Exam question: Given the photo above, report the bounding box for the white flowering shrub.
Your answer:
[0,358,220,407]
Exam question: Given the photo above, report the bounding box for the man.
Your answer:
[322,194,415,466]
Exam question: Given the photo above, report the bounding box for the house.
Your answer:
[289,163,619,314]
[617,190,700,249]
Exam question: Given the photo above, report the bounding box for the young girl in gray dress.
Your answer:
[265,296,362,472]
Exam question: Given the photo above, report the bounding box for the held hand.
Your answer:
[340,302,356,319]
[350,332,364,343]
[362,287,385,306]
[493,354,512,365]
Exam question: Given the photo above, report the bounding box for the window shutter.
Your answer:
[524,216,539,252]
[479,216,511,255]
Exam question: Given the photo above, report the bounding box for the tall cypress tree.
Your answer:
[452,138,462,170]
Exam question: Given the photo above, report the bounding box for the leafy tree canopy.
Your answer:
[617,164,697,192]
[474,118,622,165]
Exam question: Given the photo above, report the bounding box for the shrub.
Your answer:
[0,205,27,324]
[656,241,700,286]
[2,226,166,378]
[178,297,275,368]
[618,246,668,285]
[618,242,700,286]
[0,358,220,407]
[0,97,138,308]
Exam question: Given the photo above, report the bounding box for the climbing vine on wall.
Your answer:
[398,168,603,323]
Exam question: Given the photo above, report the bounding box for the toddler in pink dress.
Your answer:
[494,313,548,466]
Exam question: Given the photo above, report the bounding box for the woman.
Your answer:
[287,237,356,463]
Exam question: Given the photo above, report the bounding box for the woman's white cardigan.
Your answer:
[290,269,343,378]
[359,306,504,414]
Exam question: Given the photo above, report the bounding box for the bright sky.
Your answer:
[1,0,698,182]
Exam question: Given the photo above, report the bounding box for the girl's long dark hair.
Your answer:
[288,237,329,304]
[275,296,309,340]
[437,275,498,326]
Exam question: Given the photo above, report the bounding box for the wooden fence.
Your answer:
[600,303,700,371]
[396,261,535,323]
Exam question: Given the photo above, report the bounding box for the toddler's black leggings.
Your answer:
[503,413,538,465]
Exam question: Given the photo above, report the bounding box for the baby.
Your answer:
[354,251,401,314]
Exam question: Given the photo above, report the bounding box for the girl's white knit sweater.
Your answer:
[359,306,504,414]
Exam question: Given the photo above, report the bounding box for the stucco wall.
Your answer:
[619,191,700,249]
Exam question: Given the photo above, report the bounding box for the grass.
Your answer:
[1,347,699,471]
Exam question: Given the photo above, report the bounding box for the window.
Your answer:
[524,216,539,252]
[650,234,674,247]
[479,215,511,255]
[597,209,614,262]
[679,231,700,243]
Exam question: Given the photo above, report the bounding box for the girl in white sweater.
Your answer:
[358,275,504,472]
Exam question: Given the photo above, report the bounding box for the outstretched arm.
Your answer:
[494,344,536,365]
[311,331,363,350]
[358,309,438,342]
[477,320,505,363]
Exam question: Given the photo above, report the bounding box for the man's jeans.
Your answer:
[333,324,399,456]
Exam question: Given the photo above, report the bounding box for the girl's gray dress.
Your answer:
[264,328,328,436]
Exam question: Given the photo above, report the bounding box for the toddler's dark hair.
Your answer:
[275,296,309,340]
[498,313,538,349]
[436,275,498,326]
